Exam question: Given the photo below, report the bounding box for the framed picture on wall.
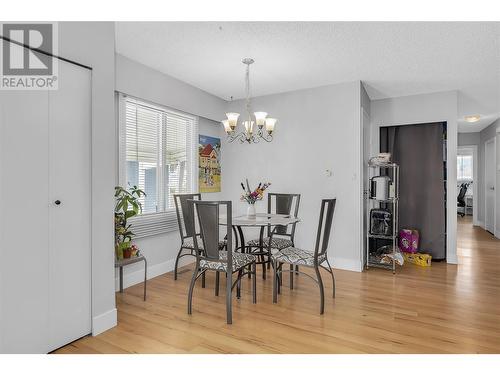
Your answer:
[198,135,221,193]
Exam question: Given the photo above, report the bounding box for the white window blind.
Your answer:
[457,154,473,181]
[119,94,198,238]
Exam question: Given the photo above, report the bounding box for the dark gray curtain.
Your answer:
[380,123,446,260]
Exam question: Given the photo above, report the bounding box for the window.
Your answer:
[118,94,198,237]
[457,154,473,181]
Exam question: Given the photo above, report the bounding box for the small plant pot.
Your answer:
[123,248,132,259]
[116,241,131,260]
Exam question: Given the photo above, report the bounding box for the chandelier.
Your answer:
[222,58,277,143]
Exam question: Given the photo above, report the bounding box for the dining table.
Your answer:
[221,213,300,279]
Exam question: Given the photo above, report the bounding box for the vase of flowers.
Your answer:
[240,179,271,219]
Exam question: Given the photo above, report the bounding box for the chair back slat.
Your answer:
[174,193,201,239]
[191,201,233,271]
[196,202,220,260]
[314,199,336,257]
[267,193,301,238]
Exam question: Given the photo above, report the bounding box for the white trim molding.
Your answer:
[484,137,497,236]
[92,308,117,336]
[330,256,363,272]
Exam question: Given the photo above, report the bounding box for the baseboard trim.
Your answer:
[115,256,194,291]
[92,308,117,336]
[476,220,485,228]
[446,254,458,264]
[329,256,363,272]
[117,253,363,290]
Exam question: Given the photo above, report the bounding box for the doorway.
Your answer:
[485,137,496,235]
[379,122,447,260]
[457,146,478,226]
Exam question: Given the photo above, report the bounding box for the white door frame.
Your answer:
[484,137,497,235]
[360,107,371,270]
[457,145,478,225]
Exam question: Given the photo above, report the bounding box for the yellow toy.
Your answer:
[403,252,432,267]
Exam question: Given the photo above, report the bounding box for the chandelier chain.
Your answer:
[245,63,251,120]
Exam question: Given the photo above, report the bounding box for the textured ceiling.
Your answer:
[116,22,500,132]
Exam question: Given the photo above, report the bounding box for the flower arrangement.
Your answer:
[240,179,271,205]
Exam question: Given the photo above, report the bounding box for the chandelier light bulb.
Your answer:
[265,118,277,134]
[243,120,254,134]
[254,112,268,128]
[226,112,240,129]
[222,119,232,133]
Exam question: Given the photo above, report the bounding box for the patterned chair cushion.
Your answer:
[183,236,226,251]
[271,247,326,267]
[247,237,293,250]
[200,251,256,272]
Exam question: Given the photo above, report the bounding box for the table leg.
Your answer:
[258,227,266,280]
[236,225,245,253]
[236,225,251,279]
[232,226,239,252]
[119,266,123,293]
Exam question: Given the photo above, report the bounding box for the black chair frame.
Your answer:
[187,200,257,324]
[272,198,336,314]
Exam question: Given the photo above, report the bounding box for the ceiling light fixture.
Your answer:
[464,115,481,123]
[222,58,276,143]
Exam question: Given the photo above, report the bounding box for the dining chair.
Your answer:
[247,193,301,279]
[173,193,202,281]
[271,198,336,314]
[187,200,257,324]
[174,194,227,283]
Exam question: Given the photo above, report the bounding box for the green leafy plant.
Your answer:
[114,185,146,258]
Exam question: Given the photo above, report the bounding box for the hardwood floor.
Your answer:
[55,216,500,353]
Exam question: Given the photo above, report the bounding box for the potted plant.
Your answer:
[114,185,145,260]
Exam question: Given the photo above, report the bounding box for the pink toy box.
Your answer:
[399,229,419,253]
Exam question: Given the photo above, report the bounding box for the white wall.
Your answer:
[458,132,480,146]
[478,119,500,234]
[115,54,226,121]
[371,91,459,264]
[114,54,226,289]
[224,82,364,271]
[58,22,117,335]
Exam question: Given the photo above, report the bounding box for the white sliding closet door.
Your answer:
[0,90,50,353]
[48,60,92,352]
[0,55,91,353]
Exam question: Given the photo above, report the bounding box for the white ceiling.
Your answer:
[116,22,500,132]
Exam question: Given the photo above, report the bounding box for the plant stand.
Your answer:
[115,255,147,301]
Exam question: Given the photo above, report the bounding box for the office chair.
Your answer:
[457,183,468,217]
